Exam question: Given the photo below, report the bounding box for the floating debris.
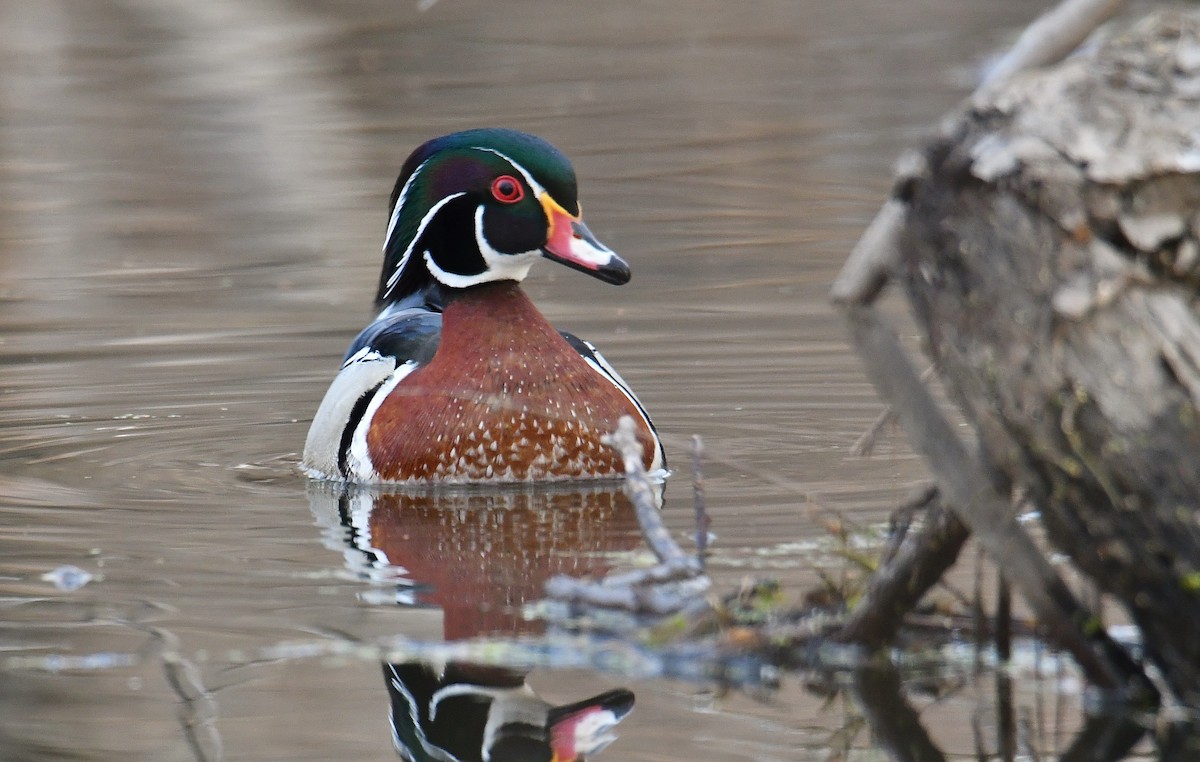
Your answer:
[42,565,95,591]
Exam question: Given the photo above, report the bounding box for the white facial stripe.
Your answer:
[475,205,542,268]
[384,146,561,294]
[422,249,488,289]
[474,205,542,274]
[385,157,431,245]
[468,146,547,197]
[383,191,466,296]
[420,204,540,288]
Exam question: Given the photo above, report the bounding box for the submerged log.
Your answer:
[897,10,1200,704]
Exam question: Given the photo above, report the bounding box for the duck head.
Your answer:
[376,128,629,308]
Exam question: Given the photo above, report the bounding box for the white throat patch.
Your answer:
[421,204,540,288]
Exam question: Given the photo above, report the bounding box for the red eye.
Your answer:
[490,175,524,203]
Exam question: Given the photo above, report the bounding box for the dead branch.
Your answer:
[603,416,700,574]
[544,416,710,616]
[832,485,970,650]
[979,0,1126,91]
[691,434,710,569]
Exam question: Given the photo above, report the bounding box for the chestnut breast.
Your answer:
[366,282,655,482]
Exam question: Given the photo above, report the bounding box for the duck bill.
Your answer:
[540,194,631,285]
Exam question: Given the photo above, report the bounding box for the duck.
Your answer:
[303,128,664,484]
[383,661,635,761]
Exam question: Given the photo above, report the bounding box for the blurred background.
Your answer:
[0,1,1092,760]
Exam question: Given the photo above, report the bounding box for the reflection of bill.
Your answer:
[307,482,645,759]
[384,661,633,762]
[308,481,645,639]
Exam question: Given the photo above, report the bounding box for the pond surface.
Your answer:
[0,1,1132,759]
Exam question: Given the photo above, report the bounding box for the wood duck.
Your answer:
[304,128,664,484]
[384,661,634,761]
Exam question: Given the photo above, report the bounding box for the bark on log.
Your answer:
[898,9,1200,704]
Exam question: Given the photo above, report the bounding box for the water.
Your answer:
[0,1,1123,759]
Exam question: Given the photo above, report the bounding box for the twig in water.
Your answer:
[141,625,224,762]
[691,434,710,570]
[603,416,695,570]
[852,366,937,457]
[996,575,1012,663]
[543,417,710,617]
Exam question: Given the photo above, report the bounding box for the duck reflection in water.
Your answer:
[384,661,634,762]
[309,482,646,760]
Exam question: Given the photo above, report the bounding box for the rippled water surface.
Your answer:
[0,1,1110,759]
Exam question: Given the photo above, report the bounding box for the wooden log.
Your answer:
[898,9,1200,704]
[844,303,1151,699]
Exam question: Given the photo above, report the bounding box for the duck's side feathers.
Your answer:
[303,309,442,480]
[560,332,666,473]
[344,307,442,367]
[303,351,396,479]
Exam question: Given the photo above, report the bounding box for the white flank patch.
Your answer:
[345,360,420,481]
[303,350,395,479]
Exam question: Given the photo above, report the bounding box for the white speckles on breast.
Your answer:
[362,282,657,483]
[395,402,622,483]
